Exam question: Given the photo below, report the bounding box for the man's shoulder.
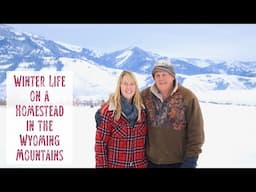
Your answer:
[178,84,198,99]
[140,87,151,99]
[141,86,151,95]
[179,84,192,94]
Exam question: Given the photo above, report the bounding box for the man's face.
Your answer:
[154,71,174,93]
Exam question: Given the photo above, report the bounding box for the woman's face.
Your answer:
[120,75,136,102]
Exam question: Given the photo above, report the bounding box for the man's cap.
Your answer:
[152,60,176,78]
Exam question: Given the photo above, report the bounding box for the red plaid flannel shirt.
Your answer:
[95,104,147,168]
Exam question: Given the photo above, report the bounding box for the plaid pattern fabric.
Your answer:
[95,104,147,168]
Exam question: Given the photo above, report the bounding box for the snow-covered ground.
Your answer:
[198,102,256,168]
[1,102,256,168]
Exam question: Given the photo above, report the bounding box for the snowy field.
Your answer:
[1,102,256,168]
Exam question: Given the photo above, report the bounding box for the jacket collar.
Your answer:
[108,98,145,111]
[150,80,179,102]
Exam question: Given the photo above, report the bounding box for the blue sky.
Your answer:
[8,24,256,61]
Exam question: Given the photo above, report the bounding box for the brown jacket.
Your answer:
[141,83,204,164]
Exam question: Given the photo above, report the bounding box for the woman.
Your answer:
[95,71,147,168]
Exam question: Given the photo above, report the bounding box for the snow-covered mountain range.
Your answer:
[1,24,256,105]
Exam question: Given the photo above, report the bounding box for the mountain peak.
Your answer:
[127,46,144,52]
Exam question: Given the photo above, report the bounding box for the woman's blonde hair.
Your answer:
[108,70,143,121]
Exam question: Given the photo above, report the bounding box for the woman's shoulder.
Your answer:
[100,103,110,114]
[99,101,116,117]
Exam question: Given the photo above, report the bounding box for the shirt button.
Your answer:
[129,162,133,167]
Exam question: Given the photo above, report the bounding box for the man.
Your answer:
[141,60,204,168]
